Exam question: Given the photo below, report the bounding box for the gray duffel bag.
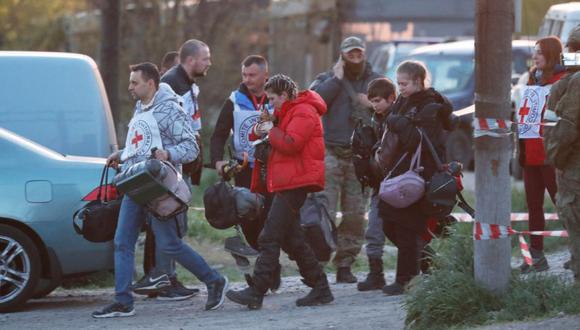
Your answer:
[114,159,191,220]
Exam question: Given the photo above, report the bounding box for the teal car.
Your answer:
[0,52,119,311]
[0,128,116,311]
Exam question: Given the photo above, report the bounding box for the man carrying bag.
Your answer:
[92,63,227,318]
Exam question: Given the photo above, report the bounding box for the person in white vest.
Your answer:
[209,55,281,289]
[92,62,228,318]
[516,36,565,273]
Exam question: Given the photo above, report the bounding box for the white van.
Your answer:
[539,2,580,43]
[0,52,118,157]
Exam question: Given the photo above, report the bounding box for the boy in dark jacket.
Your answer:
[352,78,397,291]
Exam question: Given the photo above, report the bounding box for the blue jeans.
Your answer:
[365,195,386,258]
[114,196,220,306]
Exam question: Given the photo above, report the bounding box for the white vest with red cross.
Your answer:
[120,110,163,162]
[516,85,551,139]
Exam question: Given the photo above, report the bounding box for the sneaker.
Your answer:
[92,302,135,318]
[132,273,171,295]
[205,276,229,310]
[519,249,550,274]
[157,279,200,301]
[225,236,259,257]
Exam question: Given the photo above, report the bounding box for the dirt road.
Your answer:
[2,250,579,330]
[0,274,406,330]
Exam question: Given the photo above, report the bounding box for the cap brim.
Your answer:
[342,46,365,53]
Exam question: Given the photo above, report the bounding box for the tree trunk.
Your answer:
[99,0,121,129]
[473,0,513,294]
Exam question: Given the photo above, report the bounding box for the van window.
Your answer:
[539,19,555,37]
[552,20,564,38]
[0,56,115,157]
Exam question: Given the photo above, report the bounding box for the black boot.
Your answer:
[270,263,282,292]
[226,286,263,310]
[357,257,385,291]
[382,282,405,296]
[296,274,334,307]
[336,267,357,283]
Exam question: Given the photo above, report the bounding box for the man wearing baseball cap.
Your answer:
[545,25,580,284]
[310,36,383,283]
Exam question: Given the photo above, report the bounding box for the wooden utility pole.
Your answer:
[474,0,513,293]
[99,0,121,128]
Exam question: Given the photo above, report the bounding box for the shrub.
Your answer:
[404,225,580,329]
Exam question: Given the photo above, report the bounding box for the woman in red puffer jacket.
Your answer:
[226,74,333,310]
[517,36,565,273]
[249,80,326,194]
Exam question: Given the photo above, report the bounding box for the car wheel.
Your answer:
[445,130,473,168]
[0,224,41,312]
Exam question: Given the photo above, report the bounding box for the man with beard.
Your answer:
[162,39,211,186]
[310,36,383,283]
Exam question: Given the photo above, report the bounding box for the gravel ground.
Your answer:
[1,249,577,330]
[0,272,406,330]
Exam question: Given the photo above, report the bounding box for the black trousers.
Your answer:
[383,220,426,285]
[252,188,323,294]
[234,166,269,250]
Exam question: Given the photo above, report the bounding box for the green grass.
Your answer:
[404,226,580,330]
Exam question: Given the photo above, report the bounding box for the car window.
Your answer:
[402,54,474,94]
[561,21,580,44]
[512,50,532,75]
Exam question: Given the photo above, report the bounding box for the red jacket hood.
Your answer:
[278,90,327,117]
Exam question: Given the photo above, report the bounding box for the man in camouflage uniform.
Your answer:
[545,26,580,282]
[310,37,382,282]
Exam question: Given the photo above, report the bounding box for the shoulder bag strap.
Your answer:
[419,128,444,171]
[409,129,423,171]
[339,78,362,106]
[96,164,108,202]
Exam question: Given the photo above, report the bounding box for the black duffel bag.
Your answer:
[73,164,121,243]
[203,180,238,229]
[300,193,337,262]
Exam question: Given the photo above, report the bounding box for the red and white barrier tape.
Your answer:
[451,212,559,223]
[473,117,557,138]
[473,222,568,265]
[473,117,512,138]
[192,207,559,224]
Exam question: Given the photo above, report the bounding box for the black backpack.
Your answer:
[351,122,378,190]
[420,129,475,219]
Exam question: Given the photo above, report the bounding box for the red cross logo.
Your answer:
[131,131,143,148]
[518,98,530,123]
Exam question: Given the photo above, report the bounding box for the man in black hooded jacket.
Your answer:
[310,36,383,283]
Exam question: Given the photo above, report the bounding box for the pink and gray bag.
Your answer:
[379,131,425,208]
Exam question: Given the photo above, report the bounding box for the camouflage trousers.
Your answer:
[556,170,580,281]
[323,147,369,268]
